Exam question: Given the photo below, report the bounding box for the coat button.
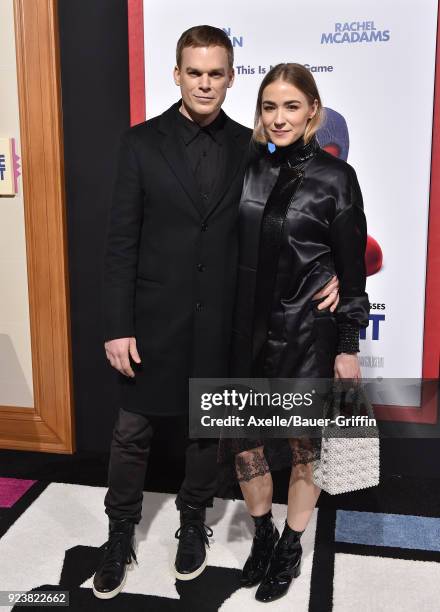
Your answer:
[196,302,203,311]
[197,263,205,272]
[201,222,208,232]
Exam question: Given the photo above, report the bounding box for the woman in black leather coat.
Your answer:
[219,63,370,603]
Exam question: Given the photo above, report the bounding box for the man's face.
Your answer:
[174,45,235,120]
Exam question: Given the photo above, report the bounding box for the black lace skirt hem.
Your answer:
[216,436,321,500]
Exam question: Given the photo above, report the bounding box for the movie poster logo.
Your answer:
[321,21,390,44]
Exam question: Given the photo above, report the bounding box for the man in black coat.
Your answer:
[93,25,339,599]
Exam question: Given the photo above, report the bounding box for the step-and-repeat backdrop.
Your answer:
[135,0,438,409]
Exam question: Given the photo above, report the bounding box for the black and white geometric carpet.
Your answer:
[1,475,440,611]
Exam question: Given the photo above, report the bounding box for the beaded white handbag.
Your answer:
[312,383,380,495]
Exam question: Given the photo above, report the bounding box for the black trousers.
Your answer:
[104,406,219,524]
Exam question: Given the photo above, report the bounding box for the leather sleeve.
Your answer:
[330,166,370,353]
[102,130,144,342]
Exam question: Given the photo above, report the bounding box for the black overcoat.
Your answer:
[102,101,252,415]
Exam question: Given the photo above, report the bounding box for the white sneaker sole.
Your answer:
[174,554,207,581]
[92,567,127,599]
[92,535,138,599]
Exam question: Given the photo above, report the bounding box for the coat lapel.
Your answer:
[158,102,205,217]
[157,102,249,219]
[204,119,248,219]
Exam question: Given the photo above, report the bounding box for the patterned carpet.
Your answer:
[1,474,440,611]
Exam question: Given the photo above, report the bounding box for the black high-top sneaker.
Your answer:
[174,504,213,580]
[255,521,303,603]
[240,510,280,587]
[92,518,138,599]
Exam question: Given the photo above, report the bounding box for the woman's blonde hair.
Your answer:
[253,63,323,144]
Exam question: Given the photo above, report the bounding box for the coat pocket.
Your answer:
[136,276,163,287]
[311,302,338,376]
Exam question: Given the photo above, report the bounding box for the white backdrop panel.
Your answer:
[142,0,438,396]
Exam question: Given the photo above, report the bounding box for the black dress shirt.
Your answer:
[175,104,226,207]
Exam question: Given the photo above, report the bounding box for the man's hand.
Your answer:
[312,275,340,312]
[334,353,361,380]
[104,337,141,378]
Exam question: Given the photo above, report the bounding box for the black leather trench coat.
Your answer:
[230,136,370,380]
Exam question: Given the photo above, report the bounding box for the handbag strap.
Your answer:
[328,381,376,421]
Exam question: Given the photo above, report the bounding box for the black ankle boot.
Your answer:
[174,504,213,580]
[92,518,138,599]
[255,521,303,603]
[240,510,280,587]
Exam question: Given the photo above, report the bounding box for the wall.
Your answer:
[0,0,34,408]
[58,0,131,450]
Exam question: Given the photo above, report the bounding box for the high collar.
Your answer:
[175,102,226,145]
[272,135,320,168]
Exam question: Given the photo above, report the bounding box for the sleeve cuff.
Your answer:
[337,322,360,354]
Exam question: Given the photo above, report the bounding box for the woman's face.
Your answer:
[261,78,317,147]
